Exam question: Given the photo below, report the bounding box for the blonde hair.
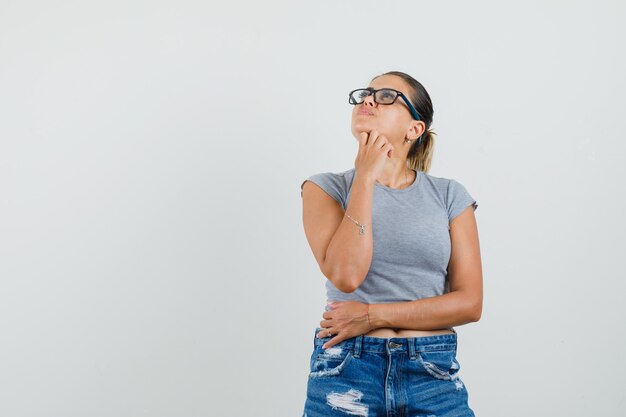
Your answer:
[407,128,436,173]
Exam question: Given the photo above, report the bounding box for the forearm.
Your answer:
[368,291,481,330]
[324,172,375,292]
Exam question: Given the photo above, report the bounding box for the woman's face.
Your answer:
[350,74,420,143]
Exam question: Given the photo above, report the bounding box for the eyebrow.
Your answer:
[370,86,401,90]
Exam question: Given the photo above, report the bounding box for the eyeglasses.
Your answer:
[349,88,421,121]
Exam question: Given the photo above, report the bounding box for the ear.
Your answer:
[407,120,426,140]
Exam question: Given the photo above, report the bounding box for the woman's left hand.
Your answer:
[316,301,372,349]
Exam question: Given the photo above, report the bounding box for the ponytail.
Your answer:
[407,128,436,173]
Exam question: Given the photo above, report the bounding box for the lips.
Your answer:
[357,108,374,115]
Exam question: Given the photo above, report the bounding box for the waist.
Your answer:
[364,327,455,338]
[313,327,458,353]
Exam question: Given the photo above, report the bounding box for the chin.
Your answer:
[352,121,374,134]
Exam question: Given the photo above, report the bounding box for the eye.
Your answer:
[380,90,395,99]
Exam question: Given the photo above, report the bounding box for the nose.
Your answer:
[362,94,376,106]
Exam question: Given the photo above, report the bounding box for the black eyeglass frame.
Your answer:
[348,87,422,121]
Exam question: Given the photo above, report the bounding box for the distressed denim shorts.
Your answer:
[302,327,476,417]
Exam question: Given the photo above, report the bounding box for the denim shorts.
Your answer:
[302,327,476,417]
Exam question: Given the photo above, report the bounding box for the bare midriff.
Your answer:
[364,327,455,338]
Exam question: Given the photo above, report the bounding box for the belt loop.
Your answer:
[408,337,417,360]
[353,335,363,358]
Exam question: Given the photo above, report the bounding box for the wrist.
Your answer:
[367,303,389,329]
[354,171,376,187]
[364,304,372,329]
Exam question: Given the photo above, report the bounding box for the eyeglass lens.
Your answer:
[351,89,398,104]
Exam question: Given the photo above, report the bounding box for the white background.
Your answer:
[1,1,625,416]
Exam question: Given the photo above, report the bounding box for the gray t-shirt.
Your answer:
[301,167,478,314]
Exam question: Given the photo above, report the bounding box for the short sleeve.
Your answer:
[446,179,478,223]
[300,172,346,209]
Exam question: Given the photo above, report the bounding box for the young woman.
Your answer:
[300,71,481,416]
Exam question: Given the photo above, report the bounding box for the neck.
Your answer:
[376,160,413,189]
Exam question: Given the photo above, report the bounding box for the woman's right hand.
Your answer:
[354,129,394,182]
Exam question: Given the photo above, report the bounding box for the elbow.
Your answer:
[331,271,360,293]
[471,310,482,323]
[336,281,358,293]
[469,300,482,322]
[322,263,361,293]
[458,288,482,323]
